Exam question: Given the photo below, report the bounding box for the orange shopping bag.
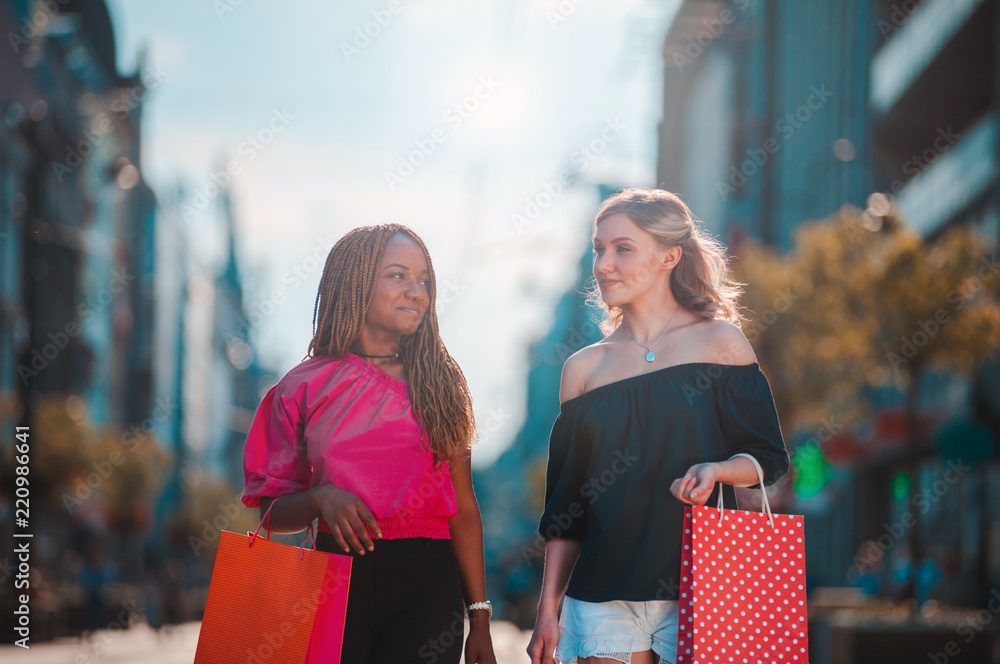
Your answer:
[194,500,352,664]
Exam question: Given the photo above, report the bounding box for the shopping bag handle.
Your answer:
[249,496,318,560]
[714,453,775,528]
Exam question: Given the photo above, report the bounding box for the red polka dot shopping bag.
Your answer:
[677,453,809,664]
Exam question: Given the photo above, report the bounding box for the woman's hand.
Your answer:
[310,485,382,555]
[464,615,497,664]
[526,610,560,664]
[670,462,721,506]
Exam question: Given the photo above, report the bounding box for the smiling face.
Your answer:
[592,213,680,307]
[365,232,431,336]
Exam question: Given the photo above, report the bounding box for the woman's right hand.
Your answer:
[310,485,382,555]
[526,610,560,664]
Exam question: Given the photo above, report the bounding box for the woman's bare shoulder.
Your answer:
[559,340,612,404]
[701,318,757,365]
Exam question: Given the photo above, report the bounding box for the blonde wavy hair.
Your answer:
[586,187,747,336]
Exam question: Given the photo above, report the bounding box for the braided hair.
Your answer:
[305,223,476,464]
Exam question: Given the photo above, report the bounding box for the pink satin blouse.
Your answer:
[240,350,458,539]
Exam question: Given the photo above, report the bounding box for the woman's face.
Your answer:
[366,232,431,336]
[592,213,678,307]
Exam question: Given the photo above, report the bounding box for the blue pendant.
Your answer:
[645,350,656,362]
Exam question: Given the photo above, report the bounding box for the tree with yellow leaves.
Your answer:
[733,204,1000,439]
[731,202,1000,597]
[29,393,173,530]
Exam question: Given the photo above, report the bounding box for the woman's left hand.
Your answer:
[670,462,721,505]
[465,618,497,664]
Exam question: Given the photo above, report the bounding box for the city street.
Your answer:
[2,2,999,664]
[0,620,534,663]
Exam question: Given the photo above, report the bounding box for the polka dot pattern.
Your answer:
[676,504,809,664]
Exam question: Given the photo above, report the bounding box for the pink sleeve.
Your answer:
[240,381,311,509]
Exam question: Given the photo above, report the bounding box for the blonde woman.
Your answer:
[527,188,790,664]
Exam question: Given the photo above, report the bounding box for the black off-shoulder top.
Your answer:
[537,361,791,603]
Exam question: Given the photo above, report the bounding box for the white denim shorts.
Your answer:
[555,595,679,664]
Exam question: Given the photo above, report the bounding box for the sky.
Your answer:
[107,0,681,468]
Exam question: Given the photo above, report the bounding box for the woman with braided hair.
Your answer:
[241,224,497,663]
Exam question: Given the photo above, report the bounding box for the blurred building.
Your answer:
[863,0,1000,611]
[475,185,613,626]
[145,168,277,536]
[0,0,156,438]
[0,0,160,639]
[871,0,998,241]
[657,0,880,251]
[178,180,271,492]
[148,183,188,529]
[0,0,271,640]
[0,0,157,474]
[654,1,1000,661]
[476,0,1000,656]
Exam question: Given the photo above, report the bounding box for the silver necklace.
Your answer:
[621,306,679,362]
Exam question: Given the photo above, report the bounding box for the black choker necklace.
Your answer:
[352,350,399,359]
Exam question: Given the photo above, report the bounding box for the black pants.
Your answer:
[315,532,465,664]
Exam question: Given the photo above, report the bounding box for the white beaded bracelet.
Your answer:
[466,601,492,619]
